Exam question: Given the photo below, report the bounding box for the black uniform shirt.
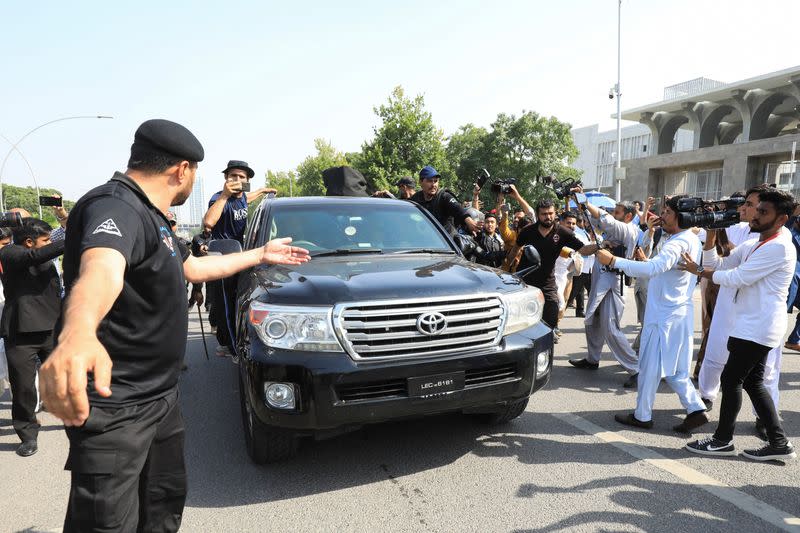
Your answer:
[516,222,584,296]
[409,190,468,230]
[62,172,190,407]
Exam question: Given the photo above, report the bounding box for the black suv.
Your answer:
[219,197,553,463]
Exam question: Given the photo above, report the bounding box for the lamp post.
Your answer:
[0,133,43,218]
[613,0,623,202]
[0,115,113,212]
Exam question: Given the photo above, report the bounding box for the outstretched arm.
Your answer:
[183,237,310,283]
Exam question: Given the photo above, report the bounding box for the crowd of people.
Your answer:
[0,118,796,532]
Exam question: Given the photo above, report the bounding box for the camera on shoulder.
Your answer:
[676,197,744,229]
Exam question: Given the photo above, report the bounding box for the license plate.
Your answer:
[408,371,465,397]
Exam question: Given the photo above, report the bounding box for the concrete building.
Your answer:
[174,175,205,227]
[610,66,800,202]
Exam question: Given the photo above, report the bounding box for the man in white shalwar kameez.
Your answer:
[597,197,709,432]
[698,186,783,439]
[568,193,639,388]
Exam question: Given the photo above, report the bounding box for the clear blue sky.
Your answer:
[1,0,798,204]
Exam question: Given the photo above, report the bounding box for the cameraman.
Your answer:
[409,165,481,235]
[0,218,65,457]
[568,188,639,387]
[495,185,535,272]
[683,189,796,461]
[516,199,595,331]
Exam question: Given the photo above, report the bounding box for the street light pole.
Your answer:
[0,115,113,212]
[614,0,623,202]
[0,133,44,218]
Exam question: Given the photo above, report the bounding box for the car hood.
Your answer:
[252,254,525,306]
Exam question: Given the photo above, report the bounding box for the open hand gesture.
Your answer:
[260,238,310,266]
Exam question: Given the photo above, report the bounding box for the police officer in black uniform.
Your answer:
[39,119,310,533]
[409,165,482,235]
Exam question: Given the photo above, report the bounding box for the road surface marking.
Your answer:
[553,412,800,532]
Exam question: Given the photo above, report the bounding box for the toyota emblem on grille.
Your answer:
[416,312,448,336]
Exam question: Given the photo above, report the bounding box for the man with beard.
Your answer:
[516,200,596,331]
[38,119,310,532]
[697,184,784,441]
[597,196,708,432]
[409,165,482,235]
[683,189,796,461]
[568,187,640,387]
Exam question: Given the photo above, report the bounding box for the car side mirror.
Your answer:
[207,239,243,255]
[514,245,541,278]
[453,234,477,256]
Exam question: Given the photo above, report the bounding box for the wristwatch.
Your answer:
[696,265,704,274]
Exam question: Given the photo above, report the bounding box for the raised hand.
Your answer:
[260,237,310,266]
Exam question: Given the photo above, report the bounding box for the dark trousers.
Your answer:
[208,276,237,349]
[713,337,788,448]
[569,273,591,314]
[542,293,559,330]
[63,390,186,533]
[6,331,53,442]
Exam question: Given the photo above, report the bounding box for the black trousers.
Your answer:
[63,390,186,533]
[713,337,788,448]
[542,292,559,330]
[208,275,237,349]
[6,330,53,442]
[569,273,591,314]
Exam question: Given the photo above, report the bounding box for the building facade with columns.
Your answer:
[609,65,800,202]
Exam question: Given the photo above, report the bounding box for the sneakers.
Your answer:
[16,440,38,457]
[685,436,736,456]
[742,442,796,462]
[568,358,599,370]
[673,410,709,434]
[215,345,231,357]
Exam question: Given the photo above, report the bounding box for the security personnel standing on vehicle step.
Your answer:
[39,119,309,533]
[410,165,482,235]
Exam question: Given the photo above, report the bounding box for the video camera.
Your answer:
[676,197,744,229]
[0,212,22,228]
[475,168,517,195]
[541,175,583,200]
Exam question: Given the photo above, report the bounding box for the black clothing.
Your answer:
[61,172,190,407]
[0,240,65,337]
[6,331,54,442]
[208,275,237,351]
[475,232,505,268]
[570,272,592,314]
[323,166,369,197]
[516,222,585,297]
[714,337,788,448]
[64,390,186,533]
[409,190,469,233]
[542,298,559,330]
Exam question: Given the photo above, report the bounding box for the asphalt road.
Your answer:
[1,289,798,533]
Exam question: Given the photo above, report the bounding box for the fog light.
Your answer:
[536,349,551,378]
[264,382,296,409]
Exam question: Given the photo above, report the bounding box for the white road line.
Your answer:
[553,412,800,532]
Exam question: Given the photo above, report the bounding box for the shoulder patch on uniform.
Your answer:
[92,218,122,237]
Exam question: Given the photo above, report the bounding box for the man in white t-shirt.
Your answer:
[683,189,797,461]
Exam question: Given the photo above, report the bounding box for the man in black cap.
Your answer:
[410,165,481,235]
[203,160,275,356]
[39,119,309,533]
[372,176,417,200]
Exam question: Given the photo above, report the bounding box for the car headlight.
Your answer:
[248,302,344,352]
[500,286,544,336]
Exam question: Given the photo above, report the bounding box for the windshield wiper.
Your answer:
[391,248,455,255]
[311,248,383,257]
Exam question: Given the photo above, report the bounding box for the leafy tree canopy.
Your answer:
[295,138,349,197]
[1,184,74,228]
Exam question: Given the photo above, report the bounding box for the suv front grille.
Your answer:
[334,295,505,361]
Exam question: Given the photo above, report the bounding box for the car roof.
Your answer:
[266,196,414,208]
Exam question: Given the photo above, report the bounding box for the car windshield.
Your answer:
[264,203,453,254]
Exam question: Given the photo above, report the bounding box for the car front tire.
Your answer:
[239,370,298,464]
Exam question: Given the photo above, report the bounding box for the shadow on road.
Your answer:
[513,475,798,533]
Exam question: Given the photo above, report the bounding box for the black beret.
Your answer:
[131,119,204,162]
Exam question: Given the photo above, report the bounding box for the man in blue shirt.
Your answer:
[203,160,275,356]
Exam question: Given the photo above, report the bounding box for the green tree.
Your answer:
[447,111,581,210]
[264,169,298,198]
[295,138,349,196]
[356,86,451,194]
[1,184,75,228]
[445,123,489,194]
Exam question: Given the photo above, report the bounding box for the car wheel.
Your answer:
[238,371,298,464]
[472,397,529,425]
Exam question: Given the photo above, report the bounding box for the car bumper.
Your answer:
[241,322,553,435]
